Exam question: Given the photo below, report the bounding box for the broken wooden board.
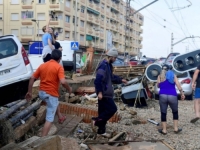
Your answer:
[89,141,171,150]
[75,87,95,95]
[54,114,83,137]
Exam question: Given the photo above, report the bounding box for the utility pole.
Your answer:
[171,33,174,52]
[124,0,131,60]
[73,0,78,72]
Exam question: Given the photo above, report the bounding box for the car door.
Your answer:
[0,36,27,86]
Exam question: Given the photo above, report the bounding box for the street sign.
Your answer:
[71,41,79,51]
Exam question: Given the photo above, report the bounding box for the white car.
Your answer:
[154,71,193,100]
[0,35,33,106]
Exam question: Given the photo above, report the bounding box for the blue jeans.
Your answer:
[39,91,59,122]
[194,88,200,99]
[93,97,117,134]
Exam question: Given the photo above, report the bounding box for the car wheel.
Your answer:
[186,92,194,100]
[154,94,159,100]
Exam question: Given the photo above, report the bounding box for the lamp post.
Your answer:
[31,19,39,41]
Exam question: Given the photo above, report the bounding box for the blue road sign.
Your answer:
[71,42,79,51]
[29,41,43,54]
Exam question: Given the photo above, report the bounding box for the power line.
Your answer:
[175,0,198,49]
[132,0,184,36]
[164,0,197,50]
[134,0,180,29]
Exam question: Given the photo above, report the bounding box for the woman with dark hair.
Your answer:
[157,65,185,135]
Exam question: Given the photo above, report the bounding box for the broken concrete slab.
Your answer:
[89,141,171,150]
[1,135,80,150]
[14,116,36,140]
[36,106,46,125]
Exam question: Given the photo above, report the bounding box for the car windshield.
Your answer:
[0,39,18,59]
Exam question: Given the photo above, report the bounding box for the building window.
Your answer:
[22,11,34,19]
[0,29,2,36]
[11,0,19,4]
[101,3,104,9]
[107,6,110,12]
[101,15,104,21]
[81,6,85,13]
[80,35,84,41]
[65,15,70,23]
[65,32,70,38]
[66,0,70,7]
[38,29,44,36]
[37,13,45,20]
[38,0,45,3]
[106,18,109,24]
[89,0,93,4]
[0,0,3,4]
[11,13,19,20]
[0,13,2,20]
[11,29,19,36]
[80,20,84,27]
[21,27,33,35]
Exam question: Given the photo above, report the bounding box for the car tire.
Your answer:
[154,94,159,100]
[186,92,194,100]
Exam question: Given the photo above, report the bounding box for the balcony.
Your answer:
[80,12,86,19]
[21,20,33,25]
[80,41,85,46]
[106,24,110,29]
[65,22,70,29]
[112,3,117,9]
[49,2,64,12]
[106,11,110,17]
[94,17,100,24]
[107,0,111,5]
[81,0,85,4]
[100,20,104,26]
[86,28,94,35]
[80,27,85,33]
[95,5,100,11]
[88,2,94,8]
[21,0,33,9]
[49,19,64,27]
[87,14,94,22]
[101,9,105,14]
[65,7,71,13]
[139,36,143,41]
[100,33,104,37]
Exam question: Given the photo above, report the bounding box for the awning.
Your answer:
[111,7,119,12]
[87,7,100,15]
[86,35,93,41]
[93,0,100,3]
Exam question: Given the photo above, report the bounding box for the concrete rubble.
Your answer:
[1,72,200,150]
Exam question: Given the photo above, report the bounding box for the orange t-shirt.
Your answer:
[33,60,65,97]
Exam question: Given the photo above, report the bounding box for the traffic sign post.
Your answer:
[71,41,79,72]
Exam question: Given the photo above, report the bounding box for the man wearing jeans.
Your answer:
[191,65,200,123]
[25,50,72,136]
[92,48,127,137]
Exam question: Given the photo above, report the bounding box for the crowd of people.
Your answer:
[24,17,200,137]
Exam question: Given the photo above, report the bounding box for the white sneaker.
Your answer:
[97,133,111,138]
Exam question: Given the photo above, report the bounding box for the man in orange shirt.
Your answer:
[25,49,72,136]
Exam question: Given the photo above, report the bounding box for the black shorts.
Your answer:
[43,53,52,62]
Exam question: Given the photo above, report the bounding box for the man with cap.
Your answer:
[92,48,127,137]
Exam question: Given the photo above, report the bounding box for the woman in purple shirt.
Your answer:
[157,65,185,135]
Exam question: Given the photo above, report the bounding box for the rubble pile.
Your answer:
[71,100,200,150]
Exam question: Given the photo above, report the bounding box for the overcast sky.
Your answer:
[130,0,200,58]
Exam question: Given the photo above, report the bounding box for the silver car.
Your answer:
[154,71,193,100]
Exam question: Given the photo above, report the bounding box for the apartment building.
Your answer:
[0,0,143,56]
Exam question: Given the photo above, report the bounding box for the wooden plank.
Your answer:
[56,116,83,137]
[54,114,75,132]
